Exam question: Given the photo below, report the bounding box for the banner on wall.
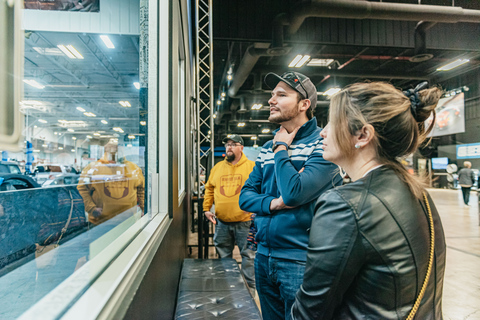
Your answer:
[457,143,480,159]
[427,92,465,138]
[24,0,99,12]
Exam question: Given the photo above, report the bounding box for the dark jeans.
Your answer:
[461,187,472,205]
[255,253,306,320]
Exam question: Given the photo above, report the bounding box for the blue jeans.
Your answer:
[255,253,306,320]
[214,220,256,289]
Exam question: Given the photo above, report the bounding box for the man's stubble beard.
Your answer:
[268,103,301,124]
[226,153,236,162]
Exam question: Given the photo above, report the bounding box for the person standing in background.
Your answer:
[458,161,475,206]
[203,134,256,293]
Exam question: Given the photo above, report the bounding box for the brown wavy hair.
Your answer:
[329,82,443,198]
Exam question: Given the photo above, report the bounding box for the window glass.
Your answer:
[0,28,147,319]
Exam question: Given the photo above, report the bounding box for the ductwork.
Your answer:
[410,21,437,63]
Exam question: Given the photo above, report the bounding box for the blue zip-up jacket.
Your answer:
[239,117,342,262]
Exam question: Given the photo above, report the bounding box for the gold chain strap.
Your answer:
[406,192,435,320]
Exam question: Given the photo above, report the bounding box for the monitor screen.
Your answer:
[427,92,465,137]
[431,157,449,170]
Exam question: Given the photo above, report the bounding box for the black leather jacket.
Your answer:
[291,167,446,320]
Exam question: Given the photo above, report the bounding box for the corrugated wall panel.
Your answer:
[23,0,139,35]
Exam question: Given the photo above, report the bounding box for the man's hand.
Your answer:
[204,211,216,224]
[92,207,103,218]
[273,126,300,146]
[269,196,295,211]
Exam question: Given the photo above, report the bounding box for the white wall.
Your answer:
[23,0,139,35]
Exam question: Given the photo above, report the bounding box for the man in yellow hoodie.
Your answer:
[203,134,256,291]
[77,141,145,225]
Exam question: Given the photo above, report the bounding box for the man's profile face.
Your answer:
[268,81,303,124]
[224,139,243,162]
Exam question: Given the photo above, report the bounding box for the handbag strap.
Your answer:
[406,192,435,320]
[55,189,74,247]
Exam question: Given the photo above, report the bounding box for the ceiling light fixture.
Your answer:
[323,87,341,97]
[23,79,45,89]
[227,75,233,81]
[237,122,246,127]
[93,132,101,136]
[76,107,86,112]
[101,120,108,124]
[289,55,311,68]
[251,136,257,140]
[251,104,263,110]
[119,101,131,107]
[437,59,470,71]
[83,112,96,117]
[57,45,76,59]
[113,127,124,133]
[140,121,146,126]
[72,136,77,140]
[86,135,93,139]
[100,35,115,49]
[68,129,75,132]
[66,45,84,59]
[217,100,221,105]
[307,59,335,67]
[134,82,140,89]
[128,135,135,139]
[38,119,47,123]
[262,128,270,134]
[58,147,64,150]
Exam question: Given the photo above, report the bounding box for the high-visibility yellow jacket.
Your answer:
[77,157,145,224]
[203,153,255,222]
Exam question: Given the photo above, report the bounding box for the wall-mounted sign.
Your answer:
[457,143,480,159]
[24,0,99,12]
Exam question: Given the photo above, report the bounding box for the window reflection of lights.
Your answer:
[23,79,45,89]
[38,119,47,123]
[140,121,146,126]
[83,112,96,117]
[128,135,135,139]
[133,82,140,89]
[437,59,469,71]
[100,35,115,49]
[262,128,270,133]
[237,122,246,127]
[76,107,86,112]
[119,101,131,107]
[101,120,108,124]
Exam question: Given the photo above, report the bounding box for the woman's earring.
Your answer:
[355,144,361,149]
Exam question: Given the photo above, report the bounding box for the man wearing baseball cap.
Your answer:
[203,134,256,293]
[239,71,342,319]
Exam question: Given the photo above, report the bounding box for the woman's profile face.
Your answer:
[320,122,343,165]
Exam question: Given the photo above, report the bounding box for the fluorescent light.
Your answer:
[227,134,232,138]
[133,82,140,89]
[66,45,84,59]
[323,87,341,96]
[23,79,45,89]
[237,122,246,127]
[101,120,108,124]
[68,128,75,132]
[33,149,40,153]
[20,100,43,105]
[57,45,76,59]
[113,127,124,133]
[140,121,146,126]
[93,132,101,136]
[72,137,77,140]
[262,128,270,133]
[119,101,131,107]
[86,135,93,139]
[38,119,47,123]
[289,55,303,68]
[71,149,75,152]
[83,112,96,117]
[437,59,470,71]
[251,104,263,110]
[128,135,135,139]
[295,55,310,68]
[307,59,334,67]
[76,107,86,112]
[54,132,58,135]
[251,136,257,140]
[100,35,115,49]
[42,144,48,147]
[58,147,63,150]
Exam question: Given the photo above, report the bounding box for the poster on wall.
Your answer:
[426,92,465,137]
[24,0,99,12]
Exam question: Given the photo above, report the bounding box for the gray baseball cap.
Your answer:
[264,71,317,109]
[222,134,244,145]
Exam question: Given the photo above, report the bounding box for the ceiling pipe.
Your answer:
[409,21,437,63]
[288,0,480,35]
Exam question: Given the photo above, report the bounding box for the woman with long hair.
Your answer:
[291,82,446,319]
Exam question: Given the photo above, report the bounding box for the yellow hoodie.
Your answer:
[203,153,255,222]
[77,157,145,224]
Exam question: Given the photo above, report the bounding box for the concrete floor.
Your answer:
[189,188,480,319]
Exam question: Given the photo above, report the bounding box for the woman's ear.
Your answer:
[354,124,375,148]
